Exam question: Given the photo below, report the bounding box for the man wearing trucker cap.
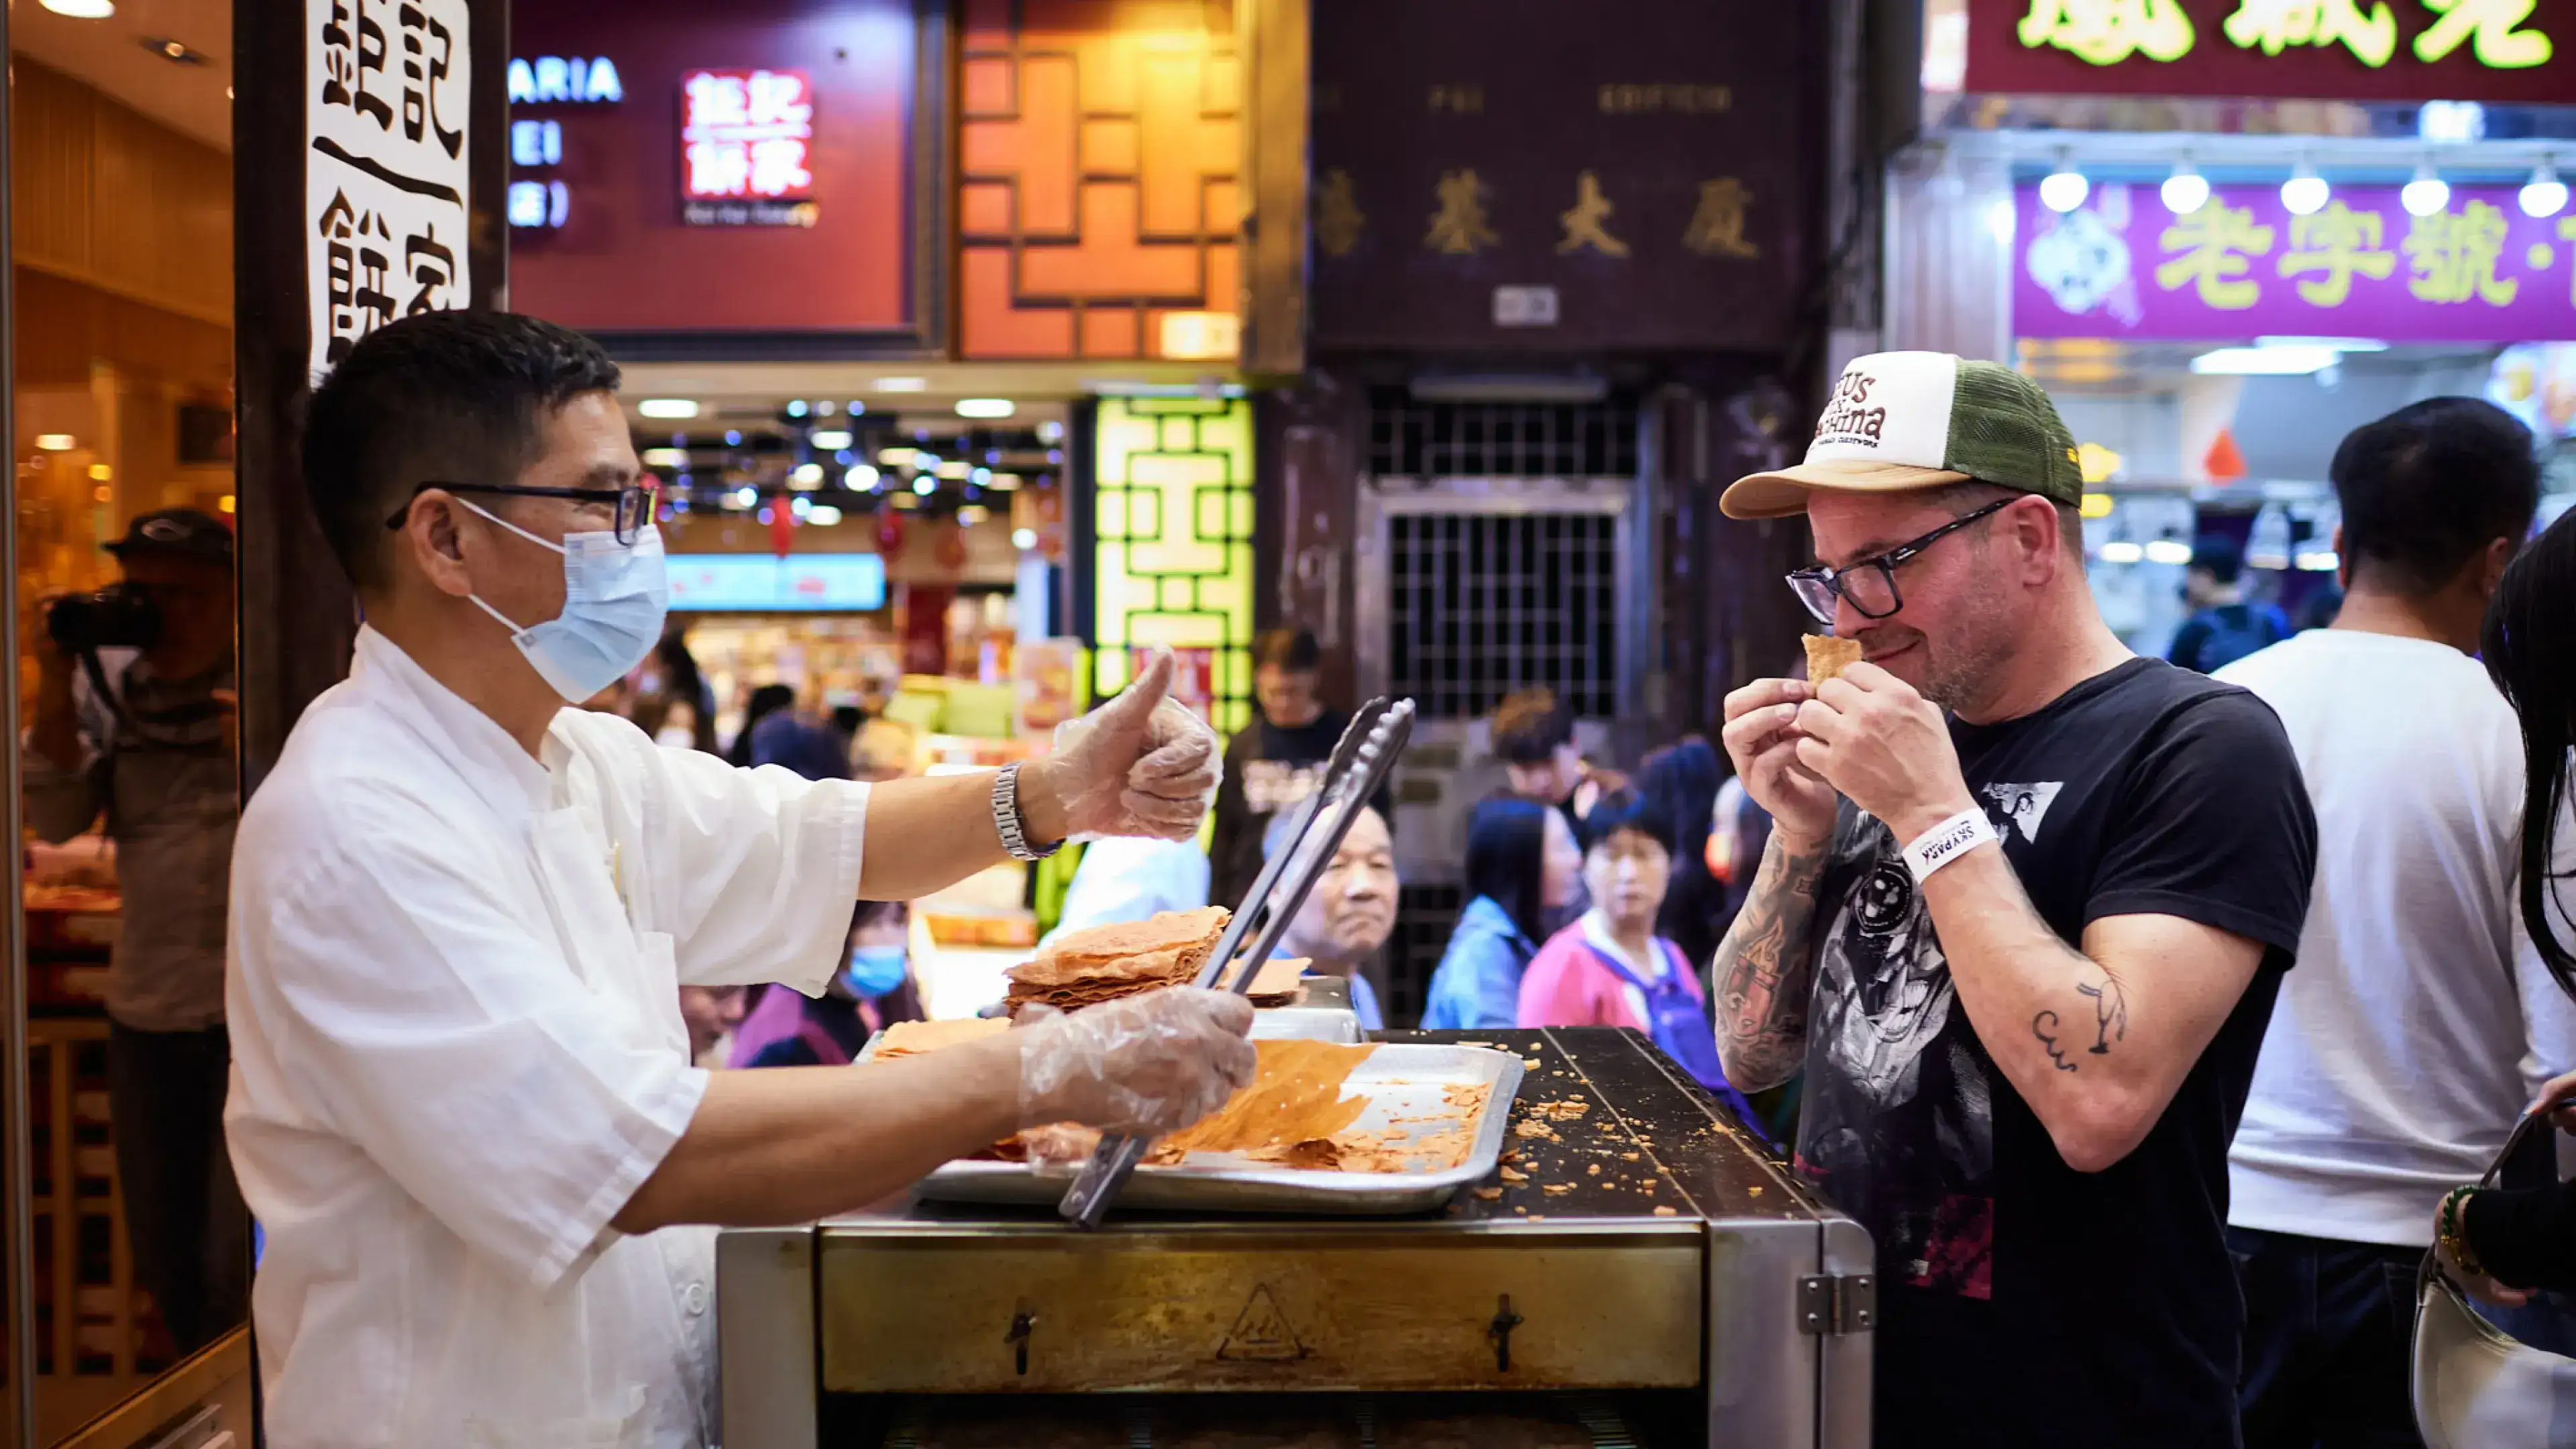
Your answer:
[1709,352,2317,1447]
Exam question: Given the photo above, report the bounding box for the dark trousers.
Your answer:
[109,1022,250,1355]
[2231,1225,2424,1449]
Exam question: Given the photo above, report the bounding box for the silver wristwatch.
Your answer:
[992,762,1063,861]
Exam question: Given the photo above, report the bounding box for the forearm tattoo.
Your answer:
[1713,830,1830,1093]
[2031,971,2129,1073]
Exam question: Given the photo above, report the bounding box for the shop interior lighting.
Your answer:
[935,460,971,480]
[217,494,235,514]
[2038,151,2088,214]
[984,472,1023,490]
[808,429,853,451]
[41,0,117,17]
[873,377,928,393]
[790,496,812,518]
[912,476,936,496]
[785,400,808,419]
[1012,528,1038,549]
[2254,335,2387,353]
[1037,420,1065,443]
[2190,344,2341,376]
[891,492,921,511]
[2080,492,2116,520]
[723,429,743,446]
[807,505,844,525]
[34,434,76,451]
[2143,539,2194,566]
[2522,159,2569,219]
[728,486,758,510]
[2159,159,2209,215]
[789,463,824,488]
[637,398,701,419]
[2280,160,2330,217]
[957,505,990,526]
[814,401,837,417]
[847,402,867,416]
[955,398,1016,419]
[641,447,688,468]
[2295,550,2341,572]
[1984,198,2017,244]
[2097,541,2145,565]
[845,464,879,490]
[2401,159,2450,218]
[877,447,917,468]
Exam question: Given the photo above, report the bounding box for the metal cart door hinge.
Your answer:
[1797,1273,1876,1335]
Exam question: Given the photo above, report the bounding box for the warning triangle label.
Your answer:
[1216,1283,1305,1361]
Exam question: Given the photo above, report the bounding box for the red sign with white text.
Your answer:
[680,67,814,212]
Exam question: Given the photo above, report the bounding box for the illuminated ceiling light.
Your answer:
[2294,549,2341,572]
[2401,159,2449,217]
[845,464,879,490]
[957,504,990,525]
[730,486,759,510]
[807,505,844,525]
[955,398,1016,419]
[642,447,688,468]
[891,492,921,511]
[877,447,918,468]
[2037,151,2088,214]
[34,434,76,451]
[2522,158,2569,219]
[790,496,812,517]
[912,476,936,496]
[790,462,825,488]
[2159,160,2208,216]
[2419,100,2486,146]
[2254,335,2387,353]
[935,460,971,480]
[873,377,929,393]
[2080,492,2116,520]
[786,400,808,419]
[87,464,112,481]
[40,0,117,17]
[1984,197,2017,244]
[2143,539,2194,566]
[2192,343,2339,376]
[1037,419,1065,443]
[2280,160,2329,217]
[2075,442,2124,485]
[637,398,701,419]
[1012,528,1038,549]
[2097,541,2144,564]
[722,429,743,446]
[808,429,853,451]
[847,402,867,417]
[814,400,838,417]
[983,472,1022,491]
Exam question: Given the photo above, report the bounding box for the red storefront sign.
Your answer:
[1965,0,2576,103]
[680,66,815,225]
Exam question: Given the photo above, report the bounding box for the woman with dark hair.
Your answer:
[1421,796,1581,1029]
[729,901,926,1068]
[2437,508,2576,1302]
[1515,790,1760,1128]
[725,682,797,768]
[1638,736,1726,967]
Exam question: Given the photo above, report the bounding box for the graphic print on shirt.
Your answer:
[1242,759,1328,816]
[1799,810,1998,1300]
[1981,781,2063,845]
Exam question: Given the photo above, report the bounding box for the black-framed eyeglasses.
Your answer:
[1784,497,2013,626]
[384,481,658,546]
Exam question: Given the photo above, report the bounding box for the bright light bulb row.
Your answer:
[2042,156,2567,221]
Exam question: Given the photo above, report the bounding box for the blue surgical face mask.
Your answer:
[841,945,909,999]
[460,499,669,704]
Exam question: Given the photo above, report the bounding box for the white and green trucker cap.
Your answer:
[1721,351,2084,521]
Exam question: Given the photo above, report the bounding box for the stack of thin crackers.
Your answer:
[1004,907,1231,1014]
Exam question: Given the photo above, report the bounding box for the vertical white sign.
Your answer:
[307,0,474,380]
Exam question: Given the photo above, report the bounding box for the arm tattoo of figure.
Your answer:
[1712,830,1831,1093]
[2030,971,2129,1073]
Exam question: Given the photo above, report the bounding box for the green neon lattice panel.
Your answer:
[1091,396,1254,736]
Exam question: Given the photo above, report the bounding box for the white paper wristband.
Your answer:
[1902,807,1997,884]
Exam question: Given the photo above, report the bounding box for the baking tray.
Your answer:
[1250,973,1363,1044]
[876,1043,1523,1215]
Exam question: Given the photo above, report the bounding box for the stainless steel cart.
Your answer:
[717,1027,1874,1448]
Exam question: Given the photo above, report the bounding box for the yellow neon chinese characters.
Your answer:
[2414,0,2554,68]
[1557,171,1631,258]
[2222,0,2400,66]
[1424,170,1499,256]
[2404,201,2519,305]
[2156,203,2277,309]
[2017,0,2198,64]
[1683,177,1762,260]
[1315,169,1364,259]
[2278,201,2398,305]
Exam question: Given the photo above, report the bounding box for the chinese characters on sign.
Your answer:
[2016,183,2576,341]
[680,67,818,227]
[1970,0,2570,101]
[308,0,470,378]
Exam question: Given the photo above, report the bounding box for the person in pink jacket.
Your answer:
[1517,789,1760,1130]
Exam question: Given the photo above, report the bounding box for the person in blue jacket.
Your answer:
[1422,796,1582,1029]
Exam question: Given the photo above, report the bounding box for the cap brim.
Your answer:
[1719,461,1973,520]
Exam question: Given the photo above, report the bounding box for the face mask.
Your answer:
[459,499,669,704]
[841,945,909,999]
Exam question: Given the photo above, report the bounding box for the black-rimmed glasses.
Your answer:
[384,481,658,545]
[1784,497,2013,626]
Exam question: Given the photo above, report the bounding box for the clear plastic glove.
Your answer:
[1044,648,1222,841]
[1013,987,1257,1136]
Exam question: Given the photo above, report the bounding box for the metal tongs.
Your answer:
[1058,696,1418,1228]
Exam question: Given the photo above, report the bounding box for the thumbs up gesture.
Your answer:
[1028,648,1224,841]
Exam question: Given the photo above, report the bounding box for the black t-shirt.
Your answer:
[1208,711,1353,912]
[1792,658,2316,1449]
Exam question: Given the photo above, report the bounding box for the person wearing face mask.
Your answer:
[225,311,1256,1449]
[1515,791,1756,1125]
[1421,796,1581,1030]
[731,902,926,1068]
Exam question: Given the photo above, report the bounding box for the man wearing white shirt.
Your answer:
[2219,396,2574,1448]
[226,311,1256,1448]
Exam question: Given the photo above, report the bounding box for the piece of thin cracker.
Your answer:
[1804,633,1864,684]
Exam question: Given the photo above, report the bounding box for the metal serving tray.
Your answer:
[1248,974,1363,1044]
[878,1042,1523,1215]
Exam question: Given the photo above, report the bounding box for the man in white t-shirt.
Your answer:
[2219,396,2575,1448]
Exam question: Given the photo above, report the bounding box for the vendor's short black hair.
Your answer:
[1490,688,1576,765]
[2333,397,2538,596]
[1579,788,1675,857]
[1252,628,1321,672]
[303,310,623,590]
[2191,535,2245,585]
